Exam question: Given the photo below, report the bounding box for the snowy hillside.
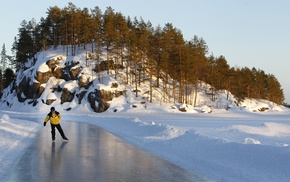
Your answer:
[0,45,285,114]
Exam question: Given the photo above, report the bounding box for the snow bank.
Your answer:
[0,114,41,177]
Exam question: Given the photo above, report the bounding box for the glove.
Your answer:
[43,122,47,126]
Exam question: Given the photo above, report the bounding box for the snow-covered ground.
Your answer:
[1,102,290,182]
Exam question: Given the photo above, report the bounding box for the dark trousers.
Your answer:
[50,123,66,139]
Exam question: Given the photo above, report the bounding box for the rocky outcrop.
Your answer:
[88,90,111,112]
[16,75,44,102]
[13,55,126,113]
[87,89,126,112]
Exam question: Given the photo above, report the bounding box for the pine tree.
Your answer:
[90,6,103,52]
[91,6,103,82]
[38,17,49,53]
[46,6,62,48]
[27,18,39,58]
[1,44,8,71]
[188,36,208,106]
[252,68,267,99]
[172,29,185,103]
[62,2,80,56]
[150,25,163,88]
[79,8,91,49]
[161,23,176,102]
[134,18,151,85]
[13,20,34,66]
[266,74,284,104]
[103,7,117,61]
[214,55,230,90]
[114,12,129,65]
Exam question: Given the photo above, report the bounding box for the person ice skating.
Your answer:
[44,107,68,141]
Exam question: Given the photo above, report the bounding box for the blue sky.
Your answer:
[1,0,290,103]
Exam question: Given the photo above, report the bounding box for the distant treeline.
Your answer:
[11,2,284,104]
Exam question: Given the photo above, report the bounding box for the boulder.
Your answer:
[88,89,113,112]
[52,67,63,79]
[46,99,56,105]
[61,88,75,104]
[16,76,43,102]
[179,104,188,112]
[111,83,118,88]
[71,66,82,80]
[46,58,58,71]
[36,71,54,84]
[76,91,87,104]
[78,75,92,89]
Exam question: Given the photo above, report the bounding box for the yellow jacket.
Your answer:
[44,111,62,125]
